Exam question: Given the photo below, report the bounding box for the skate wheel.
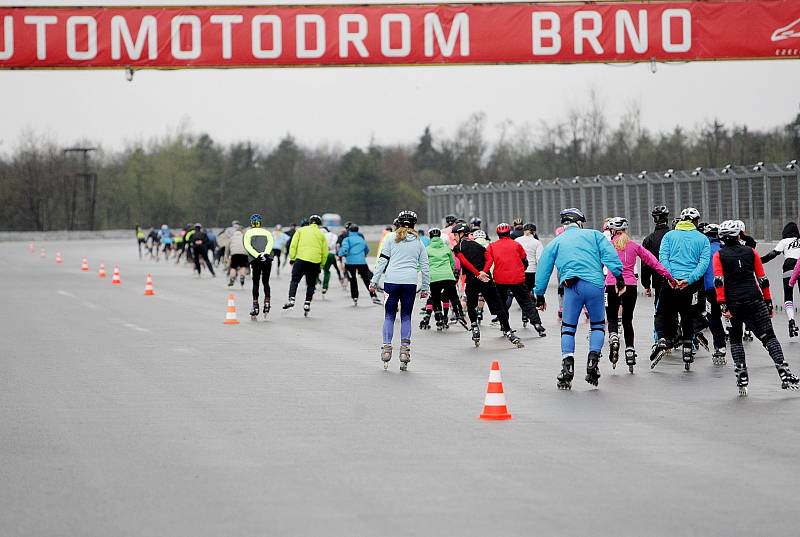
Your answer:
[474,341,480,347]
[684,363,691,371]
[739,387,748,396]
[383,363,389,370]
[628,365,634,374]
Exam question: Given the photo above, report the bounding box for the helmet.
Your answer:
[560,208,586,224]
[523,223,537,232]
[429,228,442,238]
[472,230,487,240]
[651,205,669,218]
[607,217,629,231]
[734,220,746,232]
[704,223,719,238]
[512,218,523,227]
[697,222,708,234]
[194,222,202,229]
[451,222,470,235]
[309,214,322,225]
[444,214,458,226]
[250,214,263,227]
[397,210,418,227]
[161,224,168,230]
[349,224,359,232]
[470,217,482,228]
[680,207,701,221]
[496,222,512,235]
[719,220,743,239]
[232,220,241,227]
[344,221,353,230]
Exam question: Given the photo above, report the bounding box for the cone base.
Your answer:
[112,281,121,285]
[223,319,240,325]
[479,413,512,420]
[144,290,154,296]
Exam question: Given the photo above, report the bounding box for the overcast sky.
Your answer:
[3,0,800,153]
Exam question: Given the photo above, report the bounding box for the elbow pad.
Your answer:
[714,276,724,288]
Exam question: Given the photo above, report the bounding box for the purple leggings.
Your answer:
[382,282,417,344]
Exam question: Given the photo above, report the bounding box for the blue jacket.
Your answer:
[371,231,430,291]
[703,238,721,291]
[338,233,370,265]
[534,226,623,296]
[659,222,711,285]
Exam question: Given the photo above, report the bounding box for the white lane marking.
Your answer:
[83,301,100,310]
[56,290,76,298]
[122,322,150,333]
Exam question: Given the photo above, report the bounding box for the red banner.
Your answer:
[1,2,799,69]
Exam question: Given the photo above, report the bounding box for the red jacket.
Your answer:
[483,237,528,285]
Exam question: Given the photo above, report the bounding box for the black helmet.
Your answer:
[444,214,457,226]
[451,222,470,235]
[652,205,669,223]
[523,223,537,232]
[344,221,353,230]
[309,214,322,225]
[470,217,482,228]
[559,208,586,225]
[349,224,359,232]
[429,228,442,238]
[397,210,418,227]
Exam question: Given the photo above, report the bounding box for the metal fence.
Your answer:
[424,162,800,240]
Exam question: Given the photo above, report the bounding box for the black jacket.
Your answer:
[641,224,670,288]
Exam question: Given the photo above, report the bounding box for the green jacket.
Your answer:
[289,224,328,265]
[426,236,456,282]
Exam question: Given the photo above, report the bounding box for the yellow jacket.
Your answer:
[289,224,328,265]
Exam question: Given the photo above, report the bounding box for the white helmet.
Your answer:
[734,220,746,232]
[607,217,629,231]
[472,230,487,240]
[680,207,701,221]
[719,220,743,239]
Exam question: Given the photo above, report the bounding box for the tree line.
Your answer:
[1,98,799,231]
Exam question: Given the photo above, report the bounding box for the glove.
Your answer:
[258,254,268,263]
[535,295,546,308]
[615,274,626,292]
[289,259,295,265]
[766,300,774,317]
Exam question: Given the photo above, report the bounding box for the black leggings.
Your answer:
[497,283,541,325]
[250,258,272,301]
[430,280,463,316]
[465,276,510,331]
[289,259,321,302]
[606,285,637,347]
[346,264,374,299]
[655,281,702,346]
[729,300,785,369]
[193,247,215,276]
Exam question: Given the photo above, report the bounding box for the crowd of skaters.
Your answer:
[134,202,800,395]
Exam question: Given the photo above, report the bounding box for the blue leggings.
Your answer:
[383,283,417,344]
[561,279,606,357]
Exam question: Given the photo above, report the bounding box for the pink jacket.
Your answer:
[789,258,800,288]
[604,240,674,286]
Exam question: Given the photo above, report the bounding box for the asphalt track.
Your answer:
[2,239,799,537]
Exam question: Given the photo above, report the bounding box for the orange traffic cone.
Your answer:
[479,361,512,420]
[111,266,121,285]
[223,293,240,325]
[40,248,46,258]
[143,274,155,296]
[55,252,63,264]
[98,263,107,278]
[81,258,89,272]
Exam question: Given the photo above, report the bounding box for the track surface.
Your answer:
[2,240,799,536]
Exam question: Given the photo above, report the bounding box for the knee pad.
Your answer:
[590,320,606,333]
[561,321,577,338]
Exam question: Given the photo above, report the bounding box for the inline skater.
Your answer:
[534,208,624,389]
[650,208,710,370]
[760,222,800,339]
[422,228,466,331]
[190,223,216,277]
[243,214,274,319]
[509,218,525,240]
[271,224,290,277]
[321,226,343,295]
[369,210,430,371]
[514,223,544,326]
[206,228,219,266]
[227,222,248,288]
[701,224,728,363]
[485,223,546,337]
[284,215,328,316]
[147,227,160,260]
[135,225,146,258]
[452,222,523,348]
[338,225,379,305]
[604,217,676,372]
[160,224,173,261]
[641,206,672,304]
[714,220,799,395]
